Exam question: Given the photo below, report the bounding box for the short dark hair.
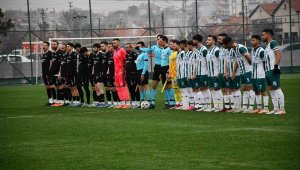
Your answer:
[125,43,131,46]
[93,43,100,48]
[172,39,180,45]
[218,33,228,37]
[67,42,74,47]
[52,40,59,44]
[74,43,81,49]
[43,41,49,46]
[108,42,113,45]
[112,38,120,42]
[137,41,145,47]
[187,40,195,46]
[262,29,274,36]
[222,37,233,45]
[80,47,88,54]
[251,35,261,41]
[192,34,203,42]
[100,41,108,45]
[208,35,217,42]
[179,40,187,45]
[157,34,163,39]
[160,35,168,43]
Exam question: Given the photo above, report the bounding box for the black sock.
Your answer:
[57,89,64,100]
[73,96,77,101]
[128,85,136,102]
[93,91,97,102]
[112,91,119,102]
[76,96,80,101]
[51,88,57,100]
[99,94,104,103]
[106,90,112,102]
[46,89,52,99]
[77,86,84,103]
[84,85,90,104]
[135,84,140,101]
[63,88,69,101]
[67,88,72,101]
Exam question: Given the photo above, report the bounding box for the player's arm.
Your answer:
[232,61,239,80]
[215,49,220,77]
[239,46,251,64]
[138,45,154,53]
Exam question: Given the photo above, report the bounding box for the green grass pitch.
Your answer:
[0,74,300,169]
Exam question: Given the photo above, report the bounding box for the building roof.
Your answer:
[249,3,278,18]
[273,0,300,14]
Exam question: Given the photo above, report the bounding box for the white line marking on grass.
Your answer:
[194,127,298,134]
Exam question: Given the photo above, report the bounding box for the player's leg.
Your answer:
[271,73,285,114]
[150,64,161,108]
[83,76,91,106]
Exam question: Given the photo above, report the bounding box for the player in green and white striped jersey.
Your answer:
[206,35,223,112]
[223,37,255,113]
[177,40,191,110]
[193,34,211,111]
[218,33,231,112]
[226,47,242,112]
[250,35,269,114]
[262,29,285,114]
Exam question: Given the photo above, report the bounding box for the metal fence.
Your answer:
[0,0,299,84]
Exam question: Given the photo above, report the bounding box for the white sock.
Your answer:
[230,93,235,109]
[197,91,204,108]
[269,90,279,111]
[263,95,269,110]
[113,102,117,105]
[236,90,242,109]
[224,95,230,109]
[242,91,249,109]
[249,90,255,110]
[194,92,199,108]
[216,89,223,109]
[275,89,285,110]
[255,95,262,109]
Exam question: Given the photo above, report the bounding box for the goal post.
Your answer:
[49,35,176,73]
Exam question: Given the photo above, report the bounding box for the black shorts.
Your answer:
[105,75,115,87]
[42,74,53,85]
[68,75,77,87]
[90,75,96,87]
[53,75,63,86]
[152,64,161,81]
[137,70,149,85]
[126,76,138,87]
[161,66,170,84]
[95,74,104,84]
[77,74,89,86]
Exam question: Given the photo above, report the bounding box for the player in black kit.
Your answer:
[125,43,140,108]
[42,41,56,106]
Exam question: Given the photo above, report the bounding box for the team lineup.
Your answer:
[41,28,285,114]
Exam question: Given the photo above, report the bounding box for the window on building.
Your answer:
[275,18,283,28]
[284,4,286,10]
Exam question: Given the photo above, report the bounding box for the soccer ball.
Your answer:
[141,101,150,109]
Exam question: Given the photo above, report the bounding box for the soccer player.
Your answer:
[261,29,285,114]
[125,43,140,108]
[66,43,81,106]
[217,33,231,112]
[168,39,182,108]
[192,34,211,112]
[58,43,72,106]
[77,47,91,107]
[105,42,120,108]
[49,40,63,107]
[225,47,242,112]
[92,43,105,107]
[138,35,163,109]
[206,35,223,112]
[250,35,269,114]
[159,36,175,109]
[186,40,200,110]
[42,41,55,106]
[100,41,109,107]
[223,37,255,113]
[177,40,190,110]
[135,41,151,106]
[112,38,130,109]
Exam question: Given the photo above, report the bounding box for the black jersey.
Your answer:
[87,53,94,76]
[93,52,104,75]
[125,50,138,75]
[101,52,108,74]
[67,51,78,75]
[60,52,69,77]
[41,50,52,75]
[106,51,114,76]
[78,53,88,75]
[50,50,63,76]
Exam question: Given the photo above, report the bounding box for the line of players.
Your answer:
[41,29,285,114]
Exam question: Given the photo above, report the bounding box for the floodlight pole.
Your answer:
[195,0,199,34]
[89,0,93,44]
[242,0,245,45]
[147,0,153,73]
[27,0,33,84]
[289,0,293,72]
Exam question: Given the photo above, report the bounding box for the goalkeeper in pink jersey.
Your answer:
[112,38,131,109]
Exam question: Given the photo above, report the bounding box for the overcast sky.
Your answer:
[0,0,184,15]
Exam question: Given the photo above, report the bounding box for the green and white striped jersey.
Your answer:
[235,44,252,74]
[195,46,208,76]
[187,50,197,79]
[181,50,190,79]
[207,46,220,77]
[251,46,265,79]
[176,50,185,79]
[264,40,279,71]
[228,48,240,77]
[219,47,228,74]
